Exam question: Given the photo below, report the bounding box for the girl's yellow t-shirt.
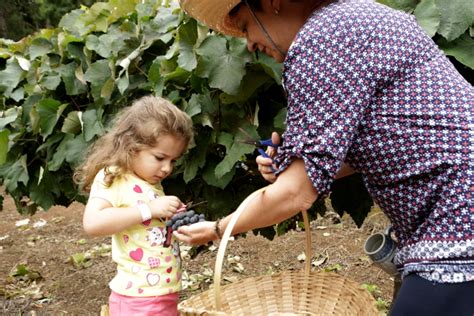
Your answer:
[89,169,181,297]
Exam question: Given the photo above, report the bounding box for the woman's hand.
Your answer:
[148,195,182,219]
[256,131,281,183]
[173,221,217,246]
[175,159,318,246]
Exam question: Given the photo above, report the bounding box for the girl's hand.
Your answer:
[257,131,280,183]
[148,195,182,218]
[173,221,217,246]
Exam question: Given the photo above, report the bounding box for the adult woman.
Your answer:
[175,0,474,314]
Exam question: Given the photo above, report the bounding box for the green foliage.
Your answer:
[0,0,97,41]
[379,0,474,84]
[9,263,42,282]
[0,0,287,219]
[361,283,390,312]
[0,0,472,238]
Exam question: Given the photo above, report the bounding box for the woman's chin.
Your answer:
[268,50,285,63]
[274,54,285,63]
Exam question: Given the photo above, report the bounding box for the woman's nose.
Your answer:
[247,39,257,53]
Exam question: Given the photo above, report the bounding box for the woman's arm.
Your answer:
[224,158,317,234]
[257,132,354,181]
[174,158,318,245]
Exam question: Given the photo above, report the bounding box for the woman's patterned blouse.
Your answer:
[275,0,473,282]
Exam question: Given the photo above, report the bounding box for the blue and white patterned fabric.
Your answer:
[274,0,474,283]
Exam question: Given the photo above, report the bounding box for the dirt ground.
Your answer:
[0,187,395,315]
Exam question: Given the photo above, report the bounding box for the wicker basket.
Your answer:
[179,187,379,315]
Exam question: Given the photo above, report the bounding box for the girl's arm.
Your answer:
[174,158,318,245]
[83,198,144,237]
[83,195,182,237]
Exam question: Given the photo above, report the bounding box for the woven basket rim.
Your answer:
[179,187,379,315]
[179,270,379,315]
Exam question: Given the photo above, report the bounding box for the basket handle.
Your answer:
[213,186,312,311]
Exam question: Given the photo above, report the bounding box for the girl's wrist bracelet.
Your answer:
[214,218,223,239]
[137,203,152,222]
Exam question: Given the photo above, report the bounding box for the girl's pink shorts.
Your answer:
[108,291,179,316]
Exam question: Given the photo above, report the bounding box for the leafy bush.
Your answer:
[0,0,472,238]
[379,0,473,83]
[0,0,288,238]
[0,0,98,41]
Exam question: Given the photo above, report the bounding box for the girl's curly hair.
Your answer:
[74,95,194,192]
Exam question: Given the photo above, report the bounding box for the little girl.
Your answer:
[74,95,194,316]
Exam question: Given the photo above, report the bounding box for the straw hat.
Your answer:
[179,0,245,37]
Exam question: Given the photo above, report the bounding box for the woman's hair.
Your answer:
[74,95,194,192]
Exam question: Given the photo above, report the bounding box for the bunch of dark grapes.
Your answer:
[166,210,206,231]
